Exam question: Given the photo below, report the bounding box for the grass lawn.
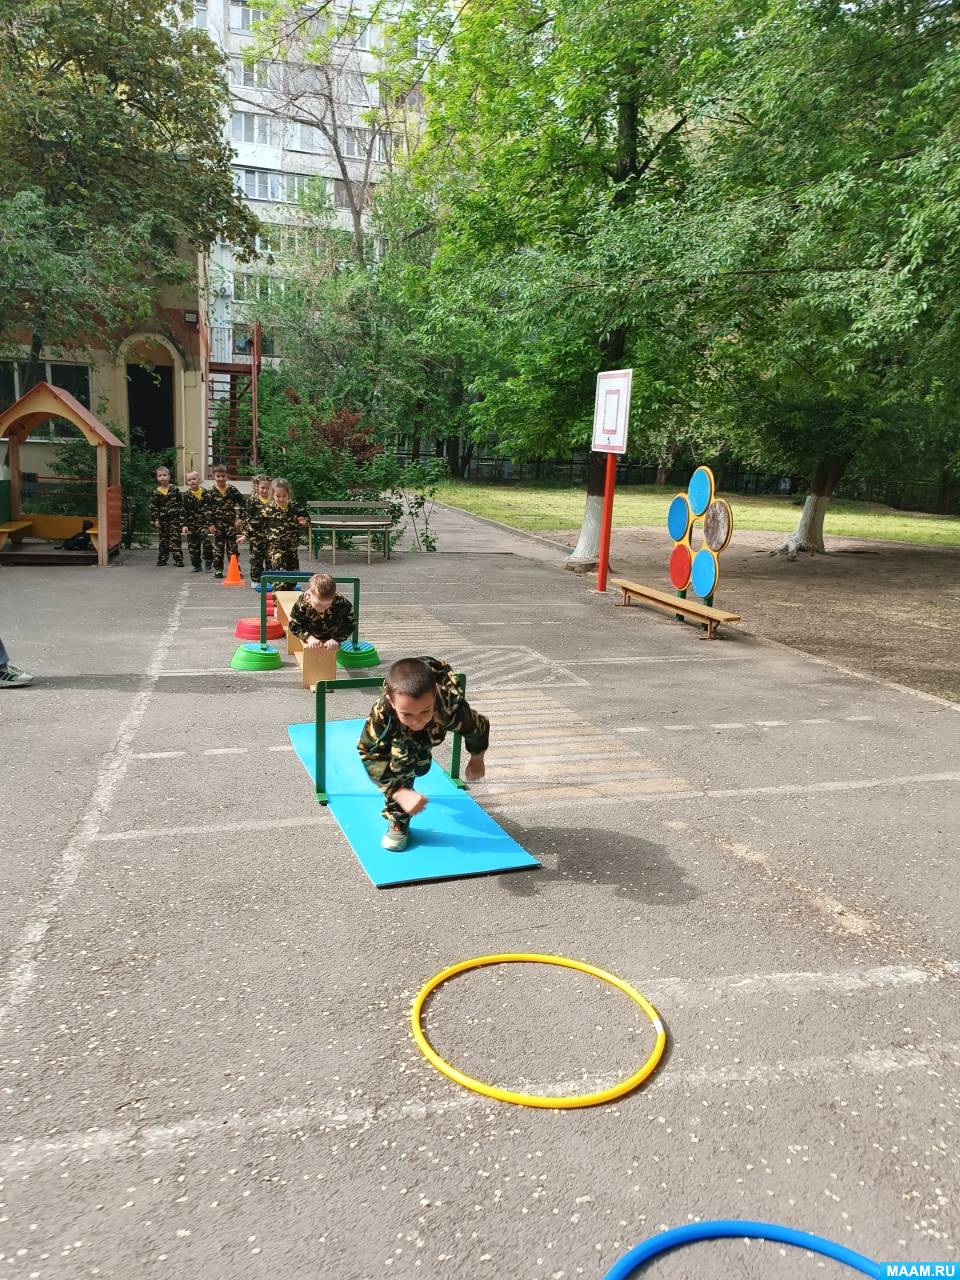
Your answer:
[436,479,960,548]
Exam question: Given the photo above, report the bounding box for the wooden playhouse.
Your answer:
[0,382,123,566]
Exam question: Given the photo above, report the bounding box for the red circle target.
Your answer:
[669,542,692,590]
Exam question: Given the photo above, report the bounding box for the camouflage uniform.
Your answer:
[357,657,490,833]
[243,494,271,583]
[207,482,245,574]
[180,485,213,570]
[150,485,183,566]
[288,591,355,645]
[265,500,307,589]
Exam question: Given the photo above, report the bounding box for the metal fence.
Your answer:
[397,451,958,516]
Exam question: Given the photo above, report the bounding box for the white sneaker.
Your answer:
[381,823,408,852]
[0,664,34,688]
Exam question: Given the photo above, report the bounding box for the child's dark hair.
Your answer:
[386,658,436,701]
[308,572,336,600]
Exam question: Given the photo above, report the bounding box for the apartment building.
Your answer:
[197,1,400,472]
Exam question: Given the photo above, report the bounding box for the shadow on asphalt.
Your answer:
[498,824,700,905]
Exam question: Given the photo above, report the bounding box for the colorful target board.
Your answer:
[667,466,734,603]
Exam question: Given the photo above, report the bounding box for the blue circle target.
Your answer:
[666,495,691,542]
[687,466,714,517]
[691,548,719,598]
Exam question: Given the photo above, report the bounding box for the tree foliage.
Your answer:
[0,0,259,371]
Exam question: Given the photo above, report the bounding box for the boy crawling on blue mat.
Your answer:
[357,657,489,852]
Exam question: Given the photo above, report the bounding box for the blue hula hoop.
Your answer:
[602,1220,883,1279]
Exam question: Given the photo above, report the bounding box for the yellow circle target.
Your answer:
[410,952,667,1109]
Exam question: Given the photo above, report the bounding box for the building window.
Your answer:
[287,120,329,154]
[229,57,270,88]
[334,12,370,49]
[231,111,276,145]
[194,3,207,27]
[234,167,325,204]
[229,2,264,32]
[0,360,91,439]
[339,126,370,158]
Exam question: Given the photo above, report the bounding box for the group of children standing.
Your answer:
[149,464,308,582]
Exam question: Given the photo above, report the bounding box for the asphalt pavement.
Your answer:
[1,505,958,1280]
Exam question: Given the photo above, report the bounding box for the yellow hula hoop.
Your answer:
[410,952,667,1109]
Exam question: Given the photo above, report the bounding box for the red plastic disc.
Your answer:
[234,616,284,640]
[669,543,692,590]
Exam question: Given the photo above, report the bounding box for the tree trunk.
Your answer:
[565,449,607,572]
[772,454,848,558]
[410,432,421,462]
[445,435,460,477]
[461,439,475,478]
[656,463,669,486]
[565,84,638,574]
[22,331,46,391]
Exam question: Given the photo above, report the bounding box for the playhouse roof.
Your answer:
[0,381,125,449]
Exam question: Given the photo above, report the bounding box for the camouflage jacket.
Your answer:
[357,658,466,796]
[288,592,355,644]
[207,483,245,529]
[244,495,271,539]
[149,486,182,525]
[265,501,307,550]
[180,487,210,533]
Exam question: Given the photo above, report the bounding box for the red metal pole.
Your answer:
[251,322,261,466]
[596,451,617,593]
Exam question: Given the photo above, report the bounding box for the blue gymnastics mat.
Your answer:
[288,717,540,888]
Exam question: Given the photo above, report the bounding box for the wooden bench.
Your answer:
[273,590,338,688]
[610,577,741,640]
[0,520,34,552]
[308,501,394,566]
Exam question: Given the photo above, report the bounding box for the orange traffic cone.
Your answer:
[222,553,245,587]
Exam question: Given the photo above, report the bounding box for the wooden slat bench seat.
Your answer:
[0,520,34,552]
[610,577,741,640]
[308,501,394,565]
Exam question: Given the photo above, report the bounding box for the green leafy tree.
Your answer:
[0,0,259,379]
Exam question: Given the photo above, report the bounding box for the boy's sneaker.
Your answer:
[156,559,167,566]
[214,571,223,579]
[381,823,408,852]
[191,565,203,573]
[0,664,34,688]
[203,561,213,572]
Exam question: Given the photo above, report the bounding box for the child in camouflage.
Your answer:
[149,466,183,567]
[357,657,488,852]
[288,573,355,651]
[180,468,213,572]
[206,463,245,578]
[264,476,308,590]
[237,474,272,583]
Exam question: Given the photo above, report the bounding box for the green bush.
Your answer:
[256,373,446,551]
[46,430,174,548]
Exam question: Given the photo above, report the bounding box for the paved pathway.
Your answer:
[1,508,958,1280]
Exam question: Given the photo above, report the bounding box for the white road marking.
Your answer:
[755,720,788,727]
[94,815,332,842]
[801,718,831,724]
[202,747,248,755]
[710,722,745,729]
[2,1033,955,1174]
[130,751,185,760]
[706,771,960,799]
[562,655,750,664]
[845,715,877,722]
[0,584,190,1027]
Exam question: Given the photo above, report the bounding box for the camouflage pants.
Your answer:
[248,533,268,583]
[211,525,239,574]
[186,530,213,569]
[157,517,183,566]
[383,704,489,832]
[266,544,300,590]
